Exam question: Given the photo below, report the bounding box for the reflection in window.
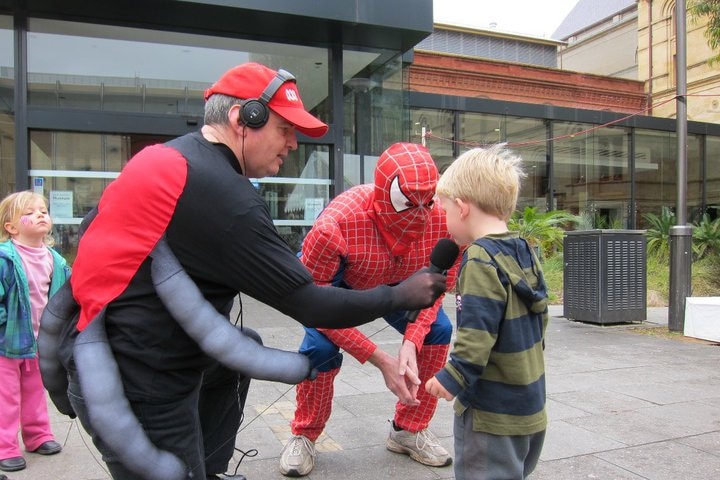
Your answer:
[0,15,14,197]
[706,137,720,220]
[26,18,329,122]
[635,130,676,229]
[412,108,454,173]
[343,52,404,157]
[553,123,630,228]
[28,131,173,263]
[506,117,547,212]
[459,113,549,213]
[687,134,702,223]
[256,144,332,252]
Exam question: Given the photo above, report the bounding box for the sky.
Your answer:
[433,0,580,39]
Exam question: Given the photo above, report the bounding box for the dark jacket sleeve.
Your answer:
[276,282,396,328]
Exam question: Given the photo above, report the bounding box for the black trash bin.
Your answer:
[563,229,647,324]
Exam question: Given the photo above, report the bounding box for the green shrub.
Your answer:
[643,207,674,259]
[508,207,580,259]
[692,214,720,259]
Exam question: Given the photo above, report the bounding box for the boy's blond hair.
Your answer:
[436,143,526,221]
[0,190,55,246]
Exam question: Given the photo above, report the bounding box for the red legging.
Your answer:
[291,343,450,440]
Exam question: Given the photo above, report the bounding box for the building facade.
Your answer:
[638,0,720,122]
[2,0,719,262]
[406,21,720,230]
[554,0,639,80]
[1,0,432,257]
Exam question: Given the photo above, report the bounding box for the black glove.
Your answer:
[391,267,447,311]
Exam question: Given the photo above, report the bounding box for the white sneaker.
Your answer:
[386,426,452,467]
[279,434,316,477]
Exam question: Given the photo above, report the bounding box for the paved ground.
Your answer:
[6,297,720,480]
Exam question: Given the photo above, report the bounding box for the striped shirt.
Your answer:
[435,232,549,436]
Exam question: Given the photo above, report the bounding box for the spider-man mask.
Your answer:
[369,142,439,256]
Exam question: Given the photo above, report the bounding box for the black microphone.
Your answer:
[406,238,460,322]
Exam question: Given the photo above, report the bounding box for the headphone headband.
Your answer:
[240,68,296,129]
[259,69,296,103]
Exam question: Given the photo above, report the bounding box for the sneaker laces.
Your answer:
[415,429,441,451]
[290,435,316,458]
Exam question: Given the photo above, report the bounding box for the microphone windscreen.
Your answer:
[430,238,460,270]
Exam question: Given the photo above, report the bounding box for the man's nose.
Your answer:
[287,131,298,151]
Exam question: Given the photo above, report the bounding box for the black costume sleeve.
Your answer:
[275,282,396,328]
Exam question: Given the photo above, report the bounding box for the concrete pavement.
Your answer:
[7,297,720,480]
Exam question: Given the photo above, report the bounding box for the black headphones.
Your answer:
[239,68,296,129]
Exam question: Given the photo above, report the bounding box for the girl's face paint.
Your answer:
[9,198,52,247]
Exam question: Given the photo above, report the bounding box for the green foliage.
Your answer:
[508,207,581,259]
[643,207,675,259]
[577,210,624,230]
[643,208,720,260]
[692,214,720,258]
[539,254,564,303]
[646,254,670,303]
[692,254,720,296]
[688,0,720,64]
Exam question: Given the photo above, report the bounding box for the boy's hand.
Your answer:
[425,376,454,401]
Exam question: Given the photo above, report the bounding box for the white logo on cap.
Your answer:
[286,89,299,102]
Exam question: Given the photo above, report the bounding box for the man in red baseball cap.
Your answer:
[204,62,328,138]
[199,62,328,179]
[51,61,448,480]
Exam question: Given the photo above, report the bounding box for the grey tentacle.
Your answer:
[73,310,187,480]
[38,281,78,417]
[150,237,316,384]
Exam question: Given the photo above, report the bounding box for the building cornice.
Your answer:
[409,50,647,114]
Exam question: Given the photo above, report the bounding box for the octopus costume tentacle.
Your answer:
[150,237,316,383]
[37,281,78,418]
[73,309,188,480]
[39,238,316,479]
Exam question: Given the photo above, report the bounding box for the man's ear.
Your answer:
[227,105,245,132]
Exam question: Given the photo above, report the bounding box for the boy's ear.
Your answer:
[456,198,470,219]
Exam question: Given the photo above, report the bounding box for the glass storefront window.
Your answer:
[24,19,338,256]
[411,108,455,173]
[506,117,548,212]
[258,144,332,252]
[553,122,631,227]
[688,133,703,223]
[459,113,549,213]
[0,15,14,198]
[635,129,677,228]
[27,19,330,124]
[29,131,172,261]
[707,136,720,220]
[343,51,404,158]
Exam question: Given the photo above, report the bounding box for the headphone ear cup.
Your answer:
[239,100,269,129]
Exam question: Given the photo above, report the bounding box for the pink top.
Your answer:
[12,239,53,337]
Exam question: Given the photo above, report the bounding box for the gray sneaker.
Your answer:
[279,434,316,477]
[386,426,452,467]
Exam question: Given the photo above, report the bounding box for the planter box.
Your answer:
[684,297,720,342]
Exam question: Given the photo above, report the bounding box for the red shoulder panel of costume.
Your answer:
[71,144,188,331]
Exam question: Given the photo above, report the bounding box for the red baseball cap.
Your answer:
[204,63,328,138]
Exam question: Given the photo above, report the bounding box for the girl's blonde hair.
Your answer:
[0,190,55,246]
[436,143,526,221]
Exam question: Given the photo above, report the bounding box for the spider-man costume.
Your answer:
[291,142,460,440]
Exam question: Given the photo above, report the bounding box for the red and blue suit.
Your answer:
[291,142,460,439]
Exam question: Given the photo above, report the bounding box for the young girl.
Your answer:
[0,191,71,473]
